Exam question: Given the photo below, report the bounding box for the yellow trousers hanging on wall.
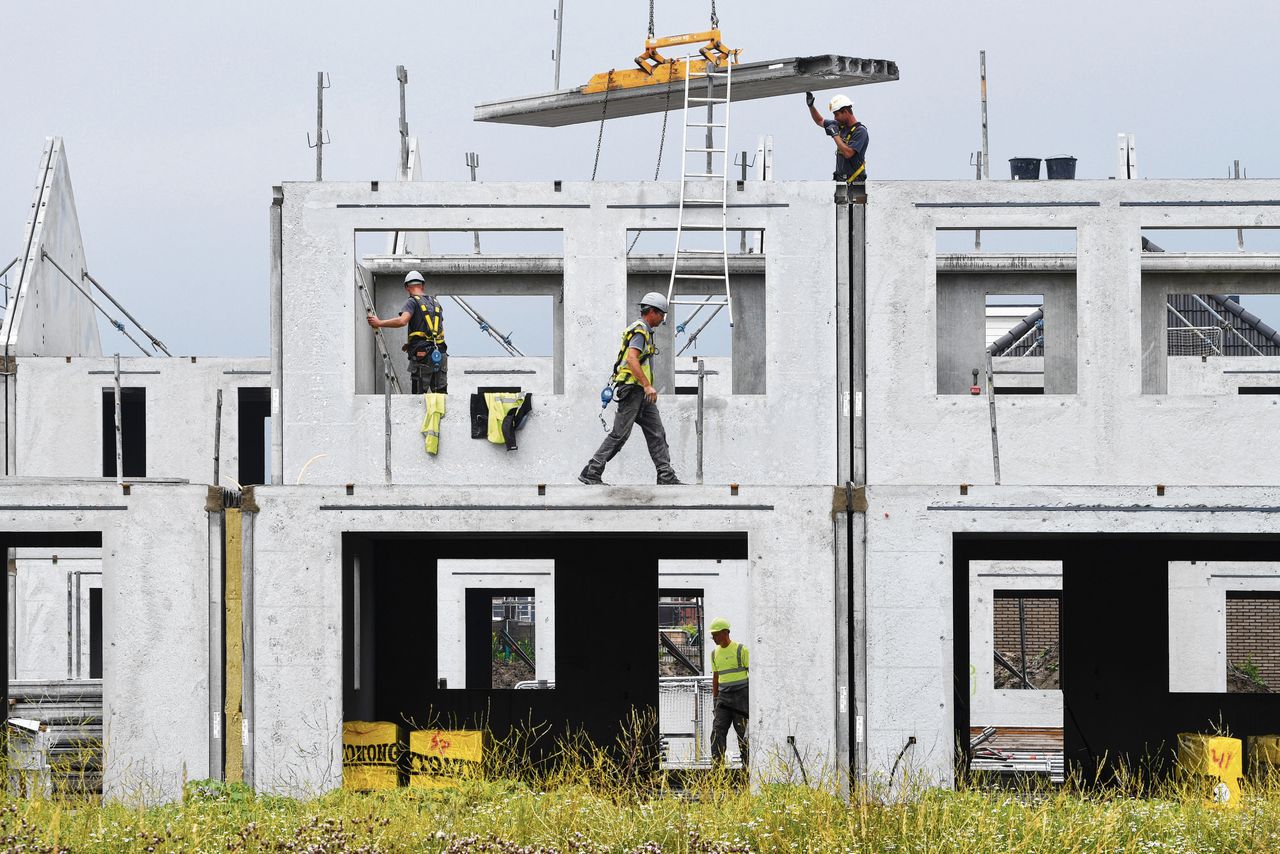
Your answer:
[421,393,446,454]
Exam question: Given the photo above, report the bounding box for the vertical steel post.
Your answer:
[113,354,123,484]
[1018,595,1030,689]
[74,571,82,679]
[466,153,482,254]
[1234,160,1245,251]
[985,349,1001,484]
[383,363,392,485]
[553,0,565,89]
[214,388,223,486]
[315,72,325,181]
[979,51,989,180]
[397,66,410,177]
[696,358,706,484]
[974,152,983,251]
[66,572,73,679]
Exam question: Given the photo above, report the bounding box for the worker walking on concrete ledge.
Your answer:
[806,91,869,185]
[579,292,682,485]
[366,271,448,393]
[710,616,749,769]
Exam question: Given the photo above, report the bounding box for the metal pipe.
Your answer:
[1188,294,1264,355]
[676,302,725,356]
[113,354,123,484]
[383,361,392,485]
[82,270,171,356]
[1017,596,1028,689]
[42,251,151,355]
[315,72,325,181]
[66,572,73,679]
[75,571,82,679]
[985,349,1001,485]
[0,256,18,282]
[695,358,705,484]
[447,295,524,356]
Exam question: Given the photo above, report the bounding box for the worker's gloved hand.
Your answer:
[365,312,379,328]
[825,124,837,136]
[805,91,815,108]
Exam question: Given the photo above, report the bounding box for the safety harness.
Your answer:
[838,121,868,183]
[610,320,655,386]
[407,294,445,346]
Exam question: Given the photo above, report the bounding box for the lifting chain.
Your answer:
[590,69,615,181]
[627,61,676,255]
[710,0,718,29]
[648,0,655,38]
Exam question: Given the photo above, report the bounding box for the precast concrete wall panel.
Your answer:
[865,179,1280,487]
[15,357,269,482]
[277,181,837,488]
[1,138,102,358]
[246,484,837,795]
[0,481,211,802]
[863,483,1280,788]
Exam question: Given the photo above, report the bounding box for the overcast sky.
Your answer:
[3,0,1279,357]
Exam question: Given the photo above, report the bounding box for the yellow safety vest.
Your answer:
[712,641,749,688]
[611,320,655,386]
[484,392,525,445]
[420,393,446,455]
[408,295,446,346]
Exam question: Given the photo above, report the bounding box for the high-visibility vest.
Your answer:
[712,641,749,688]
[407,295,446,346]
[420,393,446,455]
[611,320,654,386]
[484,392,525,445]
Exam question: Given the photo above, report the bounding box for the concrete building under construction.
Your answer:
[2,47,1280,801]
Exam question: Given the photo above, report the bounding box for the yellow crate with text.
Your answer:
[1178,733,1243,809]
[407,729,484,789]
[343,721,404,790]
[1248,735,1280,776]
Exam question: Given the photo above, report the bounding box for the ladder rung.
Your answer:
[683,173,723,179]
[688,97,728,103]
[671,298,729,305]
[685,148,726,153]
[673,274,727,280]
[686,122,726,128]
[678,248,723,254]
[680,225,727,230]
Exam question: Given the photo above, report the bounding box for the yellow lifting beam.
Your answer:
[582,29,739,95]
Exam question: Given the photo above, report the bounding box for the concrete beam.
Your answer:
[359,254,767,276]
[474,55,898,127]
[938,252,1280,273]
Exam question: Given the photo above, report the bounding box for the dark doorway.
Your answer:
[88,586,103,679]
[101,389,146,478]
[954,534,1280,784]
[343,533,746,767]
[237,388,272,486]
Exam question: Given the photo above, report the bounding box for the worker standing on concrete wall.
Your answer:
[578,293,682,485]
[367,271,448,393]
[806,92,869,185]
[709,616,749,769]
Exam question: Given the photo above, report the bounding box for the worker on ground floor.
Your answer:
[366,270,448,393]
[578,292,682,485]
[806,91,868,185]
[710,616,749,769]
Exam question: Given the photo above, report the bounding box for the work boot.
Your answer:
[578,470,605,485]
[656,474,684,485]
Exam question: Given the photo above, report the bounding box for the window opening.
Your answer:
[1226,591,1280,693]
[992,591,1060,690]
[101,388,146,478]
[237,387,271,486]
[490,594,536,689]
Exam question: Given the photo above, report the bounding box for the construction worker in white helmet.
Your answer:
[579,292,683,485]
[366,271,448,393]
[805,91,869,185]
[709,616,749,769]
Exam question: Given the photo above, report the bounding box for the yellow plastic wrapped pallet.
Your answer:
[343,721,404,790]
[1178,733,1243,809]
[1248,734,1280,775]
[407,729,483,789]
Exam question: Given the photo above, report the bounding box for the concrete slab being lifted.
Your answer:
[474,55,898,127]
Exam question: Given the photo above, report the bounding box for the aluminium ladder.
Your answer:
[666,55,735,328]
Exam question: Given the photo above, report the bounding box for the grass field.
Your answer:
[2,773,1278,853]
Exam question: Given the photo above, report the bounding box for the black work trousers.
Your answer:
[710,687,749,768]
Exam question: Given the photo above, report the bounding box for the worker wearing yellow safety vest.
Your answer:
[806,91,869,185]
[366,271,448,394]
[709,616,749,769]
[578,292,682,485]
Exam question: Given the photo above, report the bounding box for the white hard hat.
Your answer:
[829,94,853,113]
[639,291,669,314]
[404,270,425,285]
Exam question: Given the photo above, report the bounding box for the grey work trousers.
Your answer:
[711,686,749,768]
[582,383,676,480]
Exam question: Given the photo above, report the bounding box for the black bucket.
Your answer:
[1009,158,1042,180]
[1046,156,1077,179]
